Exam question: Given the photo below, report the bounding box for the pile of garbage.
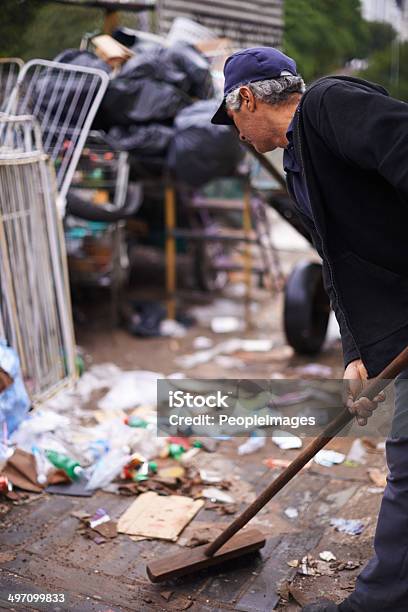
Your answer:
[0,360,232,506]
[50,28,243,186]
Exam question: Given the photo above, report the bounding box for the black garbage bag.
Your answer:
[104,124,174,156]
[126,300,167,337]
[128,154,166,181]
[99,42,213,127]
[167,42,214,100]
[125,300,193,337]
[99,76,190,127]
[118,47,190,92]
[112,27,138,48]
[126,43,213,99]
[166,100,245,187]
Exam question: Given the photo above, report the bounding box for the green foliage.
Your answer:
[0,0,38,58]
[365,20,396,56]
[284,0,369,81]
[361,41,408,101]
[0,1,139,61]
[283,0,406,102]
[21,4,102,60]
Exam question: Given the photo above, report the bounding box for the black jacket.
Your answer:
[292,75,408,377]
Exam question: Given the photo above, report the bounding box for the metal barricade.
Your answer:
[5,59,109,203]
[0,115,76,402]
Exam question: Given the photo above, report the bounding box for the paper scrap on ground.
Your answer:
[314,450,345,467]
[199,469,222,484]
[319,550,337,562]
[176,338,274,369]
[294,363,333,378]
[346,439,367,465]
[211,316,243,333]
[157,465,185,479]
[367,468,387,488]
[330,518,365,536]
[263,458,292,469]
[272,431,302,450]
[201,487,235,504]
[193,336,213,350]
[290,554,335,576]
[117,492,203,541]
[284,506,299,519]
[160,319,187,338]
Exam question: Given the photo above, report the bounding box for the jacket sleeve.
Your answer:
[321,258,360,368]
[311,82,408,198]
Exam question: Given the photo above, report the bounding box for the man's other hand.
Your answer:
[344,359,385,426]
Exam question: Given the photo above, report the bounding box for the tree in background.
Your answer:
[364,20,396,56]
[21,3,102,60]
[361,41,408,101]
[284,0,406,101]
[284,0,368,82]
[0,0,38,58]
[0,1,137,61]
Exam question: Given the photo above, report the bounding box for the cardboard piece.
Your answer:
[3,449,42,493]
[3,448,69,493]
[92,520,117,539]
[367,468,387,488]
[0,367,13,392]
[118,492,203,541]
[93,34,134,68]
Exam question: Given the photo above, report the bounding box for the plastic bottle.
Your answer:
[124,415,148,428]
[84,439,110,463]
[168,443,185,459]
[86,447,131,491]
[32,445,53,485]
[148,461,158,473]
[133,460,158,482]
[45,449,84,481]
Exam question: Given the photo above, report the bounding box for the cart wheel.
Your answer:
[194,242,228,292]
[284,261,330,355]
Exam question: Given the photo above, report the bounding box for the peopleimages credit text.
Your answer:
[168,414,316,429]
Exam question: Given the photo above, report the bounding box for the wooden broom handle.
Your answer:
[205,345,408,557]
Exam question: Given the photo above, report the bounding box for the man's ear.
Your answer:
[239,86,256,111]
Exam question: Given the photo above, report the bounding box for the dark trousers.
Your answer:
[348,372,408,611]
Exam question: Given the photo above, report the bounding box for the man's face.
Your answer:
[227,86,290,153]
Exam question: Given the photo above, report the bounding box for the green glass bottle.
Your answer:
[45,450,84,481]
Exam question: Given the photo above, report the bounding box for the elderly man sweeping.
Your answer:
[212,47,408,612]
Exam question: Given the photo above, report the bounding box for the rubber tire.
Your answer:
[284,260,330,355]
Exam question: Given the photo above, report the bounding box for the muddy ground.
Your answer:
[0,222,389,611]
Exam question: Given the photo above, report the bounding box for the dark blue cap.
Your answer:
[211,47,298,125]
